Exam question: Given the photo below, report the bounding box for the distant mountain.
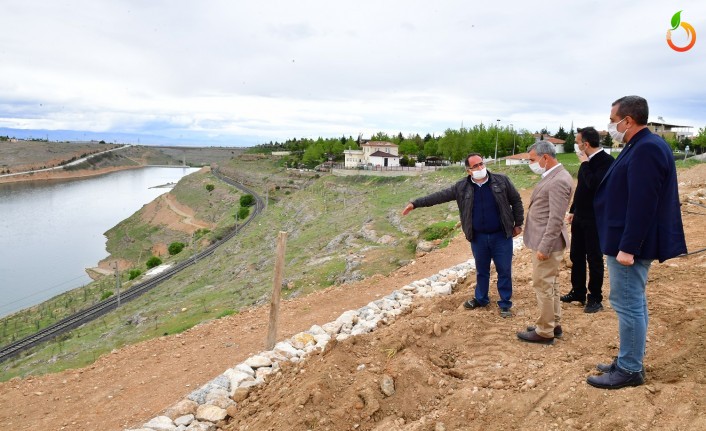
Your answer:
[0,127,258,147]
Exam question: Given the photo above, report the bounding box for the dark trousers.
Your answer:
[470,231,513,309]
[569,217,604,303]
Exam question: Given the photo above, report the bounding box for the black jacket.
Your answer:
[411,172,524,242]
[569,150,614,221]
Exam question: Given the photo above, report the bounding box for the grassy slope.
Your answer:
[0,158,460,379]
[2,153,698,380]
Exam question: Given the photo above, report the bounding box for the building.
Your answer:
[532,134,567,153]
[505,152,531,166]
[647,121,693,141]
[343,141,400,168]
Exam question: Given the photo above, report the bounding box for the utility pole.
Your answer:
[494,119,501,164]
[510,124,516,155]
[114,262,121,307]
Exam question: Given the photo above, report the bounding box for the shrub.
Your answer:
[128,269,142,280]
[168,242,186,255]
[146,256,162,269]
[205,184,215,192]
[239,194,255,207]
[100,290,114,301]
[236,206,250,221]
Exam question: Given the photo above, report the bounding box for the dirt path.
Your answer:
[1,165,705,431]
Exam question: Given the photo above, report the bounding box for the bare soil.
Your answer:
[1,165,705,431]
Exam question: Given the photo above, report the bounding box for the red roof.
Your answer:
[506,152,530,160]
[362,141,397,147]
[369,150,398,158]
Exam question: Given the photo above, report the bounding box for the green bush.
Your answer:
[205,184,215,192]
[100,291,114,301]
[128,269,142,280]
[236,206,250,221]
[168,242,186,255]
[146,256,162,269]
[239,194,255,207]
[421,221,458,241]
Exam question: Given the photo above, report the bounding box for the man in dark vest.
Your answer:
[561,127,614,313]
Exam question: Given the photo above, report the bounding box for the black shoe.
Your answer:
[463,298,487,310]
[560,291,586,305]
[516,330,554,345]
[526,325,563,338]
[584,301,604,313]
[499,307,512,318]
[587,364,644,389]
[596,359,646,379]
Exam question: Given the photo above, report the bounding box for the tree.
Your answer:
[237,206,250,221]
[239,194,255,207]
[693,126,706,154]
[555,126,568,141]
[602,132,614,148]
[146,256,162,269]
[168,242,186,255]
[564,129,575,153]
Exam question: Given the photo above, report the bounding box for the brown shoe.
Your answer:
[526,325,563,338]
[517,329,554,345]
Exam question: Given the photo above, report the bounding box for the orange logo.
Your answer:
[667,10,696,52]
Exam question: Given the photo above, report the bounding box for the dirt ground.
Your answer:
[1,165,705,431]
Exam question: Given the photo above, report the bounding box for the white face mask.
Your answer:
[471,167,487,180]
[529,156,546,175]
[529,162,546,175]
[607,118,627,143]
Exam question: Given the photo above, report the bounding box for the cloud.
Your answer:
[1,0,704,145]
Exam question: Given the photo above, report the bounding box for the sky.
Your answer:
[1,0,705,146]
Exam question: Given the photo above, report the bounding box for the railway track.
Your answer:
[0,168,264,363]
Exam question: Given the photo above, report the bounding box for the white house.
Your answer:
[343,141,400,168]
[505,152,531,166]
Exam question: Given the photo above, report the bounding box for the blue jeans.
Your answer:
[470,231,513,309]
[607,256,653,373]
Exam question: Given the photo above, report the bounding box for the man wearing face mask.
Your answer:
[516,141,573,344]
[561,127,614,313]
[588,96,686,389]
[402,153,524,318]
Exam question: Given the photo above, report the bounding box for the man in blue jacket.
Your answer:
[588,95,687,389]
[402,153,524,318]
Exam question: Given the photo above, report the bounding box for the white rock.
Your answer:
[244,355,272,369]
[174,414,195,427]
[234,363,255,377]
[321,320,344,335]
[273,341,300,359]
[195,404,227,422]
[432,283,453,295]
[336,310,359,326]
[308,324,326,335]
[255,366,274,379]
[143,416,176,431]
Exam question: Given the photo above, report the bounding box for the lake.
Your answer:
[0,167,199,317]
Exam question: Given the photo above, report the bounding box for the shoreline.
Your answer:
[0,165,142,184]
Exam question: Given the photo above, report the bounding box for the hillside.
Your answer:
[0,163,704,430]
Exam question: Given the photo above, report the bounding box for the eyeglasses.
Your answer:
[467,161,484,170]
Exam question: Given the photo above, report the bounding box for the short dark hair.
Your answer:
[612,95,649,125]
[464,152,482,167]
[577,126,600,148]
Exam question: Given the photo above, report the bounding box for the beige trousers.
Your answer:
[531,250,563,338]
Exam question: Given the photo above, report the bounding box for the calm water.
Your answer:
[0,167,199,317]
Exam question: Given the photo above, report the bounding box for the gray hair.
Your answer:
[528,140,556,158]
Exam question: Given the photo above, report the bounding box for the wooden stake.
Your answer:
[265,231,288,350]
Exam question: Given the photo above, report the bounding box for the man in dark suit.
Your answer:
[561,127,614,313]
[588,95,687,389]
[516,141,574,344]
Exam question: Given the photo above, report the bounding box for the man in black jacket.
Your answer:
[402,153,524,318]
[561,127,614,313]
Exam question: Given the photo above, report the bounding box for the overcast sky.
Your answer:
[1,0,704,146]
